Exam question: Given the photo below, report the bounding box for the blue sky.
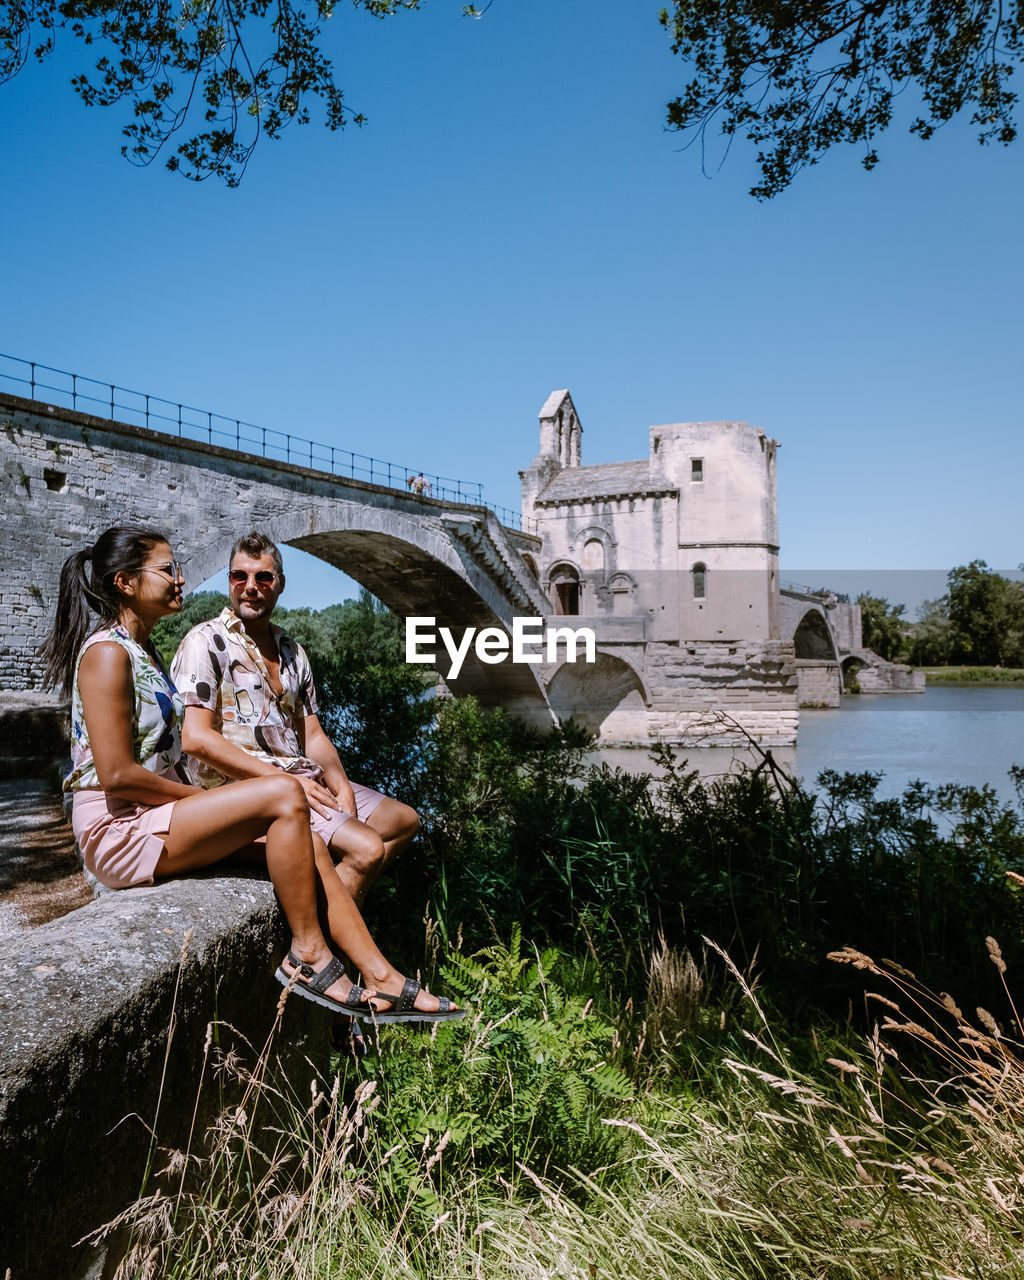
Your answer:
[2,0,1020,612]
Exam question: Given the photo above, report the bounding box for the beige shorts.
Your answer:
[306,779,387,847]
[71,788,178,889]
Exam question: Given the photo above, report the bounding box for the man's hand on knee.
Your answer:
[294,773,343,819]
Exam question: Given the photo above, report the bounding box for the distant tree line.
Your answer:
[856,561,1024,668]
[154,562,1024,687]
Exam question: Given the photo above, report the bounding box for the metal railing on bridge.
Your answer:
[0,352,534,532]
[780,580,850,603]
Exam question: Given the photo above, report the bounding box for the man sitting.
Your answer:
[171,531,419,908]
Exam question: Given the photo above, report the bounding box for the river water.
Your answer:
[593,686,1024,804]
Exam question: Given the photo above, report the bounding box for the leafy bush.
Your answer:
[153,590,1024,1022]
[110,933,1024,1280]
[358,928,633,1225]
[392,706,1024,1020]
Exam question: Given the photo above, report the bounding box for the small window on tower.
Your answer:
[550,566,581,616]
[692,563,707,600]
[582,539,604,573]
[691,458,703,482]
[555,581,580,615]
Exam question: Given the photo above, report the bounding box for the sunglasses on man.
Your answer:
[228,568,278,589]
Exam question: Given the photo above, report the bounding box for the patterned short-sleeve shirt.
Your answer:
[64,624,184,792]
[171,608,320,788]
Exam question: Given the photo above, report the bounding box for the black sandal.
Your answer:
[368,976,466,1023]
[275,950,375,1017]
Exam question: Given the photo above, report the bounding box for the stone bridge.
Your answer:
[780,587,923,705]
[0,391,556,727]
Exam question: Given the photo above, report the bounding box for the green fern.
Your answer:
[359,930,636,1226]
[587,1061,633,1099]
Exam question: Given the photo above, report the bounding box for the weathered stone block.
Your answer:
[795,659,841,708]
[0,877,330,1280]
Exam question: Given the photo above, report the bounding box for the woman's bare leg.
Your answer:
[157,773,362,1007]
[310,834,456,1015]
[158,775,454,1016]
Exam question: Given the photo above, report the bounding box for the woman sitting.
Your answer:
[39,525,461,1024]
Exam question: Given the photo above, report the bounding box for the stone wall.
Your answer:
[856,660,926,694]
[0,876,329,1280]
[642,640,798,745]
[545,638,799,745]
[0,690,69,778]
[795,659,842,708]
[830,600,863,652]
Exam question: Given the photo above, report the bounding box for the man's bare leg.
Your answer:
[329,798,420,907]
[309,833,454,1015]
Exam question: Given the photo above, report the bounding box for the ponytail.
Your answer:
[37,525,168,693]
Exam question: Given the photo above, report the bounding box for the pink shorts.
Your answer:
[307,779,387,846]
[71,788,178,889]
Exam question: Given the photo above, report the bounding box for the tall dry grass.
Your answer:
[94,931,1024,1280]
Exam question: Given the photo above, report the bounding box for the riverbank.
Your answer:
[590,685,1024,805]
[120,934,1024,1280]
[6,689,1024,1279]
[923,666,1024,684]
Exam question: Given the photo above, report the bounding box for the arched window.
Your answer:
[549,564,581,615]
[582,539,605,573]
[692,563,707,600]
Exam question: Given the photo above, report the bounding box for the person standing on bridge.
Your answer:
[38,526,462,1025]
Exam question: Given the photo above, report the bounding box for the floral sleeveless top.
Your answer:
[64,624,185,792]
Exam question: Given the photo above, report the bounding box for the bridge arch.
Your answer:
[841,654,867,692]
[188,505,504,625]
[792,608,839,662]
[545,650,648,739]
[184,508,559,728]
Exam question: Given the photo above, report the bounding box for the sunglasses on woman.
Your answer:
[139,561,186,581]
